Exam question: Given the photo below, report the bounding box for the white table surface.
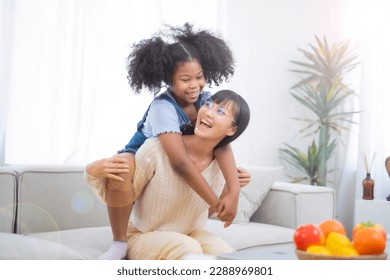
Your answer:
[217,243,297,260]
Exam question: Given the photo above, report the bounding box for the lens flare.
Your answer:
[71,190,95,214]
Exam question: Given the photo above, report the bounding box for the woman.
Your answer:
[86,89,250,259]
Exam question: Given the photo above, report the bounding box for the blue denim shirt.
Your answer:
[118,89,211,154]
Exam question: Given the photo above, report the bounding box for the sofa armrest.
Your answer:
[250,181,336,229]
[0,167,17,233]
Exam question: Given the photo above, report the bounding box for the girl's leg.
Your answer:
[99,153,135,260]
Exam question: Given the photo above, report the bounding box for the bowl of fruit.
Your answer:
[294,220,388,260]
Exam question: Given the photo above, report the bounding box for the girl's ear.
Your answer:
[226,126,237,136]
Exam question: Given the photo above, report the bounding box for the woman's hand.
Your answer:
[86,155,129,181]
[237,167,251,187]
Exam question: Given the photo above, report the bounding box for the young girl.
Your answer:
[87,90,251,259]
[87,23,243,260]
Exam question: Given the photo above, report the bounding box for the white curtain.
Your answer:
[0,0,219,165]
[346,0,390,199]
[334,0,390,232]
[352,0,390,201]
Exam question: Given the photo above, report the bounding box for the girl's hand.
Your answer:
[237,167,251,187]
[217,194,238,228]
[86,156,129,181]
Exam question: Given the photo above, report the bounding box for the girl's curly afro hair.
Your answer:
[127,23,234,95]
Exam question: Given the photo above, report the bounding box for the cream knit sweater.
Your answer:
[86,138,225,235]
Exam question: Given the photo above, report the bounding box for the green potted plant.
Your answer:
[279,36,359,186]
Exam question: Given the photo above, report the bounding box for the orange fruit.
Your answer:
[353,227,386,255]
[319,219,346,239]
[352,221,387,240]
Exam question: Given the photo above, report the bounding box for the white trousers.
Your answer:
[126,222,234,260]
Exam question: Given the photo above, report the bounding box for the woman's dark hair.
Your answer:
[127,23,234,95]
[212,90,250,149]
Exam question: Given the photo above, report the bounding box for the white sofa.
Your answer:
[0,165,335,260]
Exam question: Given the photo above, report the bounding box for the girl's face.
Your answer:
[170,60,206,106]
[195,98,237,141]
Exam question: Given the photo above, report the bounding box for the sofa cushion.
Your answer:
[233,166,282,224]
[27,226,112,260]
[0,232,83,260]
[206,219,294,251]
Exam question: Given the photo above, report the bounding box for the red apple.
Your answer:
[294,224,325,251]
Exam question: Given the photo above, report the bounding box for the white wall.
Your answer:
[219,0,345,173]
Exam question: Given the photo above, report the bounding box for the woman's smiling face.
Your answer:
[195,98,237,141]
